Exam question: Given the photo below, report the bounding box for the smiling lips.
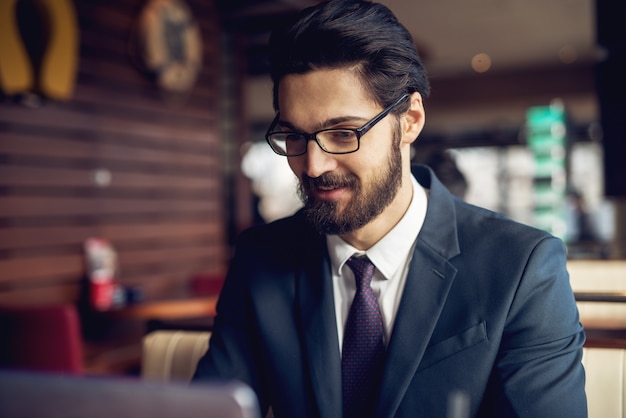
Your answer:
[301,172,358,203]
[309,184,352,203]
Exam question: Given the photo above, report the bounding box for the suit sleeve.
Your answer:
[191,233,270,416]
[483,236,587,417]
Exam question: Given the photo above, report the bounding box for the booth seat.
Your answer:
[0,304,83,374]
[141,330,626,418]
[141,329,210,383]
[569,260,626,330]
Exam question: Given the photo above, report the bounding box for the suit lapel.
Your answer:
[374,165,461,417]
[374,243,457,417]
[297,235,343,418]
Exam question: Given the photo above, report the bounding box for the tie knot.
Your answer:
[346,255,376,289]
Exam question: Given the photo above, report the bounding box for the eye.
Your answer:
[284,132,304,141]
[325,130,356,142]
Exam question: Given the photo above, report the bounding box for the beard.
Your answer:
[297,137,403,235]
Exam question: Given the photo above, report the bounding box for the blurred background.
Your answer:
[0,0,625,375]
[239,0,622,255]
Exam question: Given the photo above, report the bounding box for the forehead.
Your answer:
[276,68,379,129]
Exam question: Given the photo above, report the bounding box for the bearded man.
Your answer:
[193,1,587,417]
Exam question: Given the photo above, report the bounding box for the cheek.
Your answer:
[287,157,302,178]
[357,144,392,170]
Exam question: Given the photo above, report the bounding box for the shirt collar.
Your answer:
[327,175,428,279]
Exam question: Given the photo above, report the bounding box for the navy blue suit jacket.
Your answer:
[194,165,587,418]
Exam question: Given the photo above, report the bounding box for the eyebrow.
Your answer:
[277,115,370,132]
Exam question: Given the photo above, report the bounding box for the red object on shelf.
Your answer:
[84,238,119,311]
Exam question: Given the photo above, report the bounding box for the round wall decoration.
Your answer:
[136,0,203,94]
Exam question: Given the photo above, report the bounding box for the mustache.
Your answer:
[301,173,358,190]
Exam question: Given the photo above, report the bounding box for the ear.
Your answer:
[401,92,425,145]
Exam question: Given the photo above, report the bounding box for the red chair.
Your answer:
[189,273,225,296]
[0,304,83,374]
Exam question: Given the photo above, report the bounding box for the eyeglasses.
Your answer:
[265,94,409,157]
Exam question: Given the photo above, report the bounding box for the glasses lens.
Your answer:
[317,129,358,153]
[267,133,307,156]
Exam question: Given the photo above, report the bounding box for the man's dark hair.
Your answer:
[268,0,430,113]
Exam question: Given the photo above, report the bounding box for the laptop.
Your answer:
[0,370,259,418]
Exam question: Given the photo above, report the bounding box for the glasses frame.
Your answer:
[265,93,410,157]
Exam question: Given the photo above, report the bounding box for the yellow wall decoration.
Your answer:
[0,0,79,101]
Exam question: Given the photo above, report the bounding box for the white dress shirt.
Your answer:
[327,175,428,352]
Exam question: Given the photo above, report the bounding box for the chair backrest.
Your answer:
[583,346,626,418]
[141,330,210,383]
[0,304,83,374]
[140,330,626,418]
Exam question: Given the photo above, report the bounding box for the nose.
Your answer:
[301,139,338,178]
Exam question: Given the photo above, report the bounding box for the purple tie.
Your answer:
[342,255,384,418]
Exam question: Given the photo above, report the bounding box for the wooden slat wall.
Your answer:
[0,0,227,307]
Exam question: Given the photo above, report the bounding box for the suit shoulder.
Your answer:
[454,198,554,244]
[237,210,321,250]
